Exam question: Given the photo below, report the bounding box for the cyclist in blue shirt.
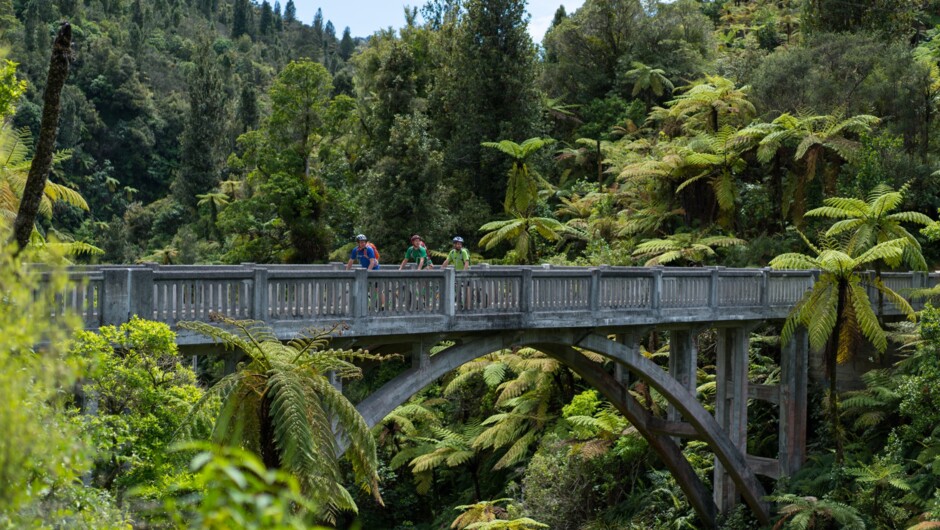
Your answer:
[345,234,379,270]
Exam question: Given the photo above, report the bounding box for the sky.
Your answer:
[291,1,586,43]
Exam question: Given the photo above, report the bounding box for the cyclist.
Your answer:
[442,236,471,270]
[399,234,431,270]
[345,234,379,270]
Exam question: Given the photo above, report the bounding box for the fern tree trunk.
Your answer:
[11,22,72,252]
[827,281,848,464]
[596,138,603,193]
[260,392,282,469]
[770,155,784,234]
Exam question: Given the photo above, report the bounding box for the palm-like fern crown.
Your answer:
[481,137,555,215]
[441,348,583,471]
[665,75,755,133]
[478,214,567,264]
[840,369,901,432]
[790,110,878,179]
[624,61,674,98]
[0,123,86,222]
[805,184,933,271]
[452,499,550,530]
[769,494,865,530]
[771,233,914,362]
[633,231,746,266]
[178,314,400,522]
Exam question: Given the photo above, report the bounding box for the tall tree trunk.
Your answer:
[596,138,603,192]
[828,281,847,464]
[12,22,72,252]
[770,156,784,234]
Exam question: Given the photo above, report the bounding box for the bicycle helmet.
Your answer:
[452,236,464,243]
[411,234,422,241]
[355,234,368,241]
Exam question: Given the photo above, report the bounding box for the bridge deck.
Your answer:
[47,264,935,345]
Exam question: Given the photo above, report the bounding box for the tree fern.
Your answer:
[633,231,745,266]
[769,494,864,530]
[771,234,913,462]
[482,137,555,215]
[806,184,931,271]
[177,314,395,521]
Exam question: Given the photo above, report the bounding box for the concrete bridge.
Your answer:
[55,263,937,528]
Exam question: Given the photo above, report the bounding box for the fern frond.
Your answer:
[492,430,537,470]
[850,282,886,354]
[177,320,253,353]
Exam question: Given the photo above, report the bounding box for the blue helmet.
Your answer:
[453,236,464,243]
[355,234,367,241]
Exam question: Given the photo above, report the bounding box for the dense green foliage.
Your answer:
[7,0,940,528]
[177,315,395,523]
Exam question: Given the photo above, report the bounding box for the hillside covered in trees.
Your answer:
[6,0,940,528]
[5,0,940,269]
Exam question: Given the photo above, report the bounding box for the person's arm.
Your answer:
[346,249,356,270]
[345,258,354,270]
[418,247,427,269]
[367,248,377,270]
[464,249,471,269]
[399,250,408,270]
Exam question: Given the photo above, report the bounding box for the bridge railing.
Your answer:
[42,264,939,331]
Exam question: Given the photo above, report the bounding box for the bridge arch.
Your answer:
[355,329,771,527]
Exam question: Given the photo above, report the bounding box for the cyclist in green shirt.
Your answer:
[399,234,431,270]
[442,236,471,270]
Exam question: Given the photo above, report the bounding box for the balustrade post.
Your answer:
[589,267,601,313]
[128,267,153,320]
[520,268,532,314]
[101,267,131,326]
[352,268,368,318]
[759,268,770,307]
[443,267,456,317]
[708,267,721,309]
[651,268,663,311]
[251,267,269,321]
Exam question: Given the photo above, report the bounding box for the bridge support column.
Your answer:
[412,339,431,371]
[779,327,808,477]
[668,329,698,426]
[714,326,749,513]
[613,332,641,388]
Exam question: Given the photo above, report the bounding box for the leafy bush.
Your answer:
[69,317,210,497]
